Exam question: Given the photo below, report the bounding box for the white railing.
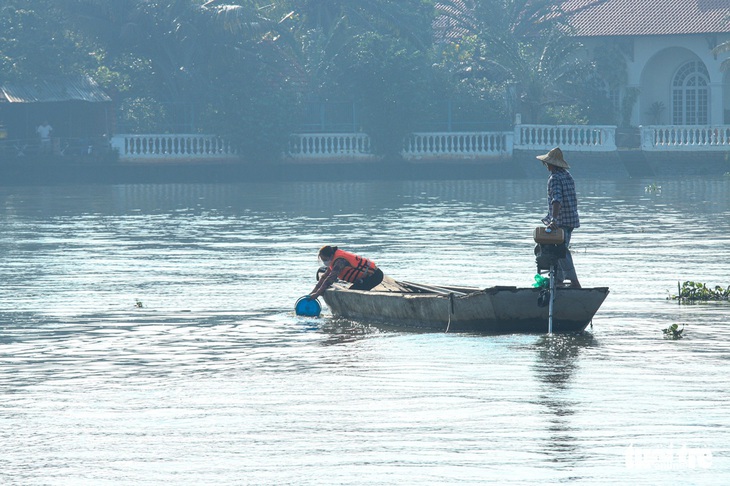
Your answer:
[641,125,730,151]
[111,134,237,159]
[403,132,512,159]
[111,124,730,162]
[288,133,375,159]
[515,124,616,151]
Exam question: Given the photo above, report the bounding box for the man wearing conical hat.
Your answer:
[537,147,581,288]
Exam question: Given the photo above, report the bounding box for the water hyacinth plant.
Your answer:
[662,323,684,339]
[645,182,662,193]
[670,281,730,303]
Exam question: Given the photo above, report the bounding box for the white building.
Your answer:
[567,0,730,127]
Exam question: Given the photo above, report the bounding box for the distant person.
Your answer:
[36,121,53,154]
[308,245,384,299]
[0,123,6,156]
[537,147,581,288]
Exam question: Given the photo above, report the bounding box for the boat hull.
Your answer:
[322,285,609,334]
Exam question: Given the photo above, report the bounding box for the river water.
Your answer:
[1,177,728,485]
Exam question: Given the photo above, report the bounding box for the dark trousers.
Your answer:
[349,268,384,291]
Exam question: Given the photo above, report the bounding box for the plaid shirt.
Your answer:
[546,168,580,229]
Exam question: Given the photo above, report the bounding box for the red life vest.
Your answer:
[330,249,377,283]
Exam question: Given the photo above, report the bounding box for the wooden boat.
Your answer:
[321,278,609,334]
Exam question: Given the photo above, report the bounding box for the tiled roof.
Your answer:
[564,0,730,37]
[0,75,111,103]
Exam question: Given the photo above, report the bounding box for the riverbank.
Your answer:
[1,150,728,185]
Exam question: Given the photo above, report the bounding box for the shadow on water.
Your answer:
[532,333,598,466]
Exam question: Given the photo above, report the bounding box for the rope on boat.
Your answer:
[445,293,455,333]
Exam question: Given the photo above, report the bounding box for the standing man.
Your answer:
[537,147,581,288]
[36,120,53,154]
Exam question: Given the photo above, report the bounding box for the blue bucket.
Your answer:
[295,296,321,317]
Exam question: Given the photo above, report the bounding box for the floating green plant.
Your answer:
[645,182,661,193]
[662,323,684,339]
[670,281,730,303]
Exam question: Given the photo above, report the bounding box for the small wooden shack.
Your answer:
[0,75,112,156]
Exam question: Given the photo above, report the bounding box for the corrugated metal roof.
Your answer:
[564,0,730,37]
[0,75,111,103]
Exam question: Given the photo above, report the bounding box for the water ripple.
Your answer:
[1,179,729,485]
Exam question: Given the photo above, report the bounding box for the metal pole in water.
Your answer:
[548,264,556,334]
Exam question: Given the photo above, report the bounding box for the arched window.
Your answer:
[672,61,709,125]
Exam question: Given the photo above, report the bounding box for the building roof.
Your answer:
[0,75,111,103]
[564,0,730,37]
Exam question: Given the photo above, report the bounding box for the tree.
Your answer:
[331,32,435,159]
[58,0,300,159]
[0,0,99,81]
[275,0,435,48]
[273,0,436,103]
[437,0,606,124]
[266,0,440,158]
[713,38,730,72]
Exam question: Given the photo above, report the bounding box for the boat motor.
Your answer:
[533,227,566,334]
[534,241,567,273]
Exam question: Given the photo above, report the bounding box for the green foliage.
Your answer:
[55,0,299,159]
[567,79,614,125]
[200,40,301,162]
[592,41,630,92]
[0,0,644,161]
[644,182,661,193]
[645,101,666,125]
[0,0,101,80]
[428,56,510,130]
[620,87,640,128]
[541,105,587,126]
[438,0,603,125]
[117,97,171,133]
[332,32,434,158]
[711,36,730,72]
[662,323,684,339]
[670,281,730,303]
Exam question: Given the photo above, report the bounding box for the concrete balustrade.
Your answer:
[515,124,616,151]
[109,123,730,162]
[403,132,512,159]
[288,133,374,159]
[641,125,730,151]
[111,134,236,158]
